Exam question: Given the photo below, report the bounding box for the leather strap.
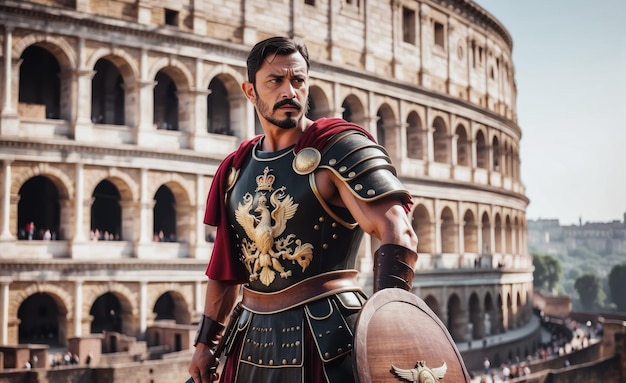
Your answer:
[373,244,418,292]
[241,270,362,314]
[193,314,225,348]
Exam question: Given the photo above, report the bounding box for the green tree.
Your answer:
[532,253,561,293]
[574,273,605,311]
[608,263,626,311]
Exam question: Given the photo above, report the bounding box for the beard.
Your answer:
[255,92,306,130]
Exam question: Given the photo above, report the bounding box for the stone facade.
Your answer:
[0,0,533,379]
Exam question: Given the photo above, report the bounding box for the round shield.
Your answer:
[353,288,470,383]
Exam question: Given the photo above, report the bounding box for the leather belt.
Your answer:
[241,270,363,314]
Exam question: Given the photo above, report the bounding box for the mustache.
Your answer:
[273,99,302,111]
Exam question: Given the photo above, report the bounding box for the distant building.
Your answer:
[528,214,626,256]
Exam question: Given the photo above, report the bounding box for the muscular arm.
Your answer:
[188,279,240,383]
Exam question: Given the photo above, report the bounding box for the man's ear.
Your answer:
[241,81,256,104]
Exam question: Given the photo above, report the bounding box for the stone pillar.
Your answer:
[73,163,86,241]
[1,160,12,240]
[189,88,209,151]
[135,168,154,257]
[72,68,96,141]
[137,0,152,25]
[191,0,207,35]
[451,133,458,166]
[241,0,257,45]
[433,199,441,257]
[194,280,203,321]
[74,280,83,337]
[1,25,19,135]
[0,280,9,345]
[191,174,210,259]
[139,281,147,335]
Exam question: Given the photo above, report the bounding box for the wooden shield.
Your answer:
[353,289,470,383]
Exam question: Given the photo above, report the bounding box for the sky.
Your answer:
[474,0,626,225]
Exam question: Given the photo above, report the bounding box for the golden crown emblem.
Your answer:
[255,166,275,192]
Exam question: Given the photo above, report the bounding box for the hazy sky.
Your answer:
[474,0,626,225]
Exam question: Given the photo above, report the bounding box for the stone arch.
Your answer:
[505,215,513,254]
[150,284,192,325]
[341,93,366,127]
[12,283,73,320]
[406,110,425,160]
[423,294,442,320]
[480,210,491,256]
[12,164,72,199]
[463,209,478,254]
[307,85,331,120]
[151,176,193,243]
[106,168,139,201]
[375,102,396,149]
[13,33,77,69]
[494,213,503,254]
[148,57,193,91]
[440,205,457,254]
[455,123,470,166]
[12,283,73,346]
[84,282,138,336]
[484,292,495,336]
[475,129,488,169]
[447,293,465,342]
[205,70,246,138]
[432,116,450,163]
[148,173,193,205]
[202,64,245,91]
[492,135,501,171]
[86,47,139,81]
[468,291,482,339]
[413,204,434,254]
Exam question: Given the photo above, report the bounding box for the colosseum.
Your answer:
[0,0,534,381]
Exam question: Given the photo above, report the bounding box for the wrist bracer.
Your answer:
[193,314,225,348]
[373,244,418,292]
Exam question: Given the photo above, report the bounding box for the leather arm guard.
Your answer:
[373,244,418,292]
[193,314,225,349]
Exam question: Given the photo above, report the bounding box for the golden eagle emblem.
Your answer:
[235,167,314,286]
[391,361,447,383]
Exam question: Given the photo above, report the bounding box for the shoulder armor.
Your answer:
[318,131,411,202]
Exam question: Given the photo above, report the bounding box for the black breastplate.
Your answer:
[226,143,363,292]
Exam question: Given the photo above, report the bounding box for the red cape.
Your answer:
[204,118,399,282]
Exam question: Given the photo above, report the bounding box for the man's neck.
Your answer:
[260,118,313,152]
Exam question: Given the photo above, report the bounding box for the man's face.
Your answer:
[243,52,309,130]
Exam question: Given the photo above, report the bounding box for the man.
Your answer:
[188,36,418,383]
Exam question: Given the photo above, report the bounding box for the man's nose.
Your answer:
[281,82,296,98]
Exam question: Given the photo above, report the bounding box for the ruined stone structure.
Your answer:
[0,0,533,378]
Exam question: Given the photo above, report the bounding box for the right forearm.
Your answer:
[202,278,240,323]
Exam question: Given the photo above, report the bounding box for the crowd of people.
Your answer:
[471,316,602,382]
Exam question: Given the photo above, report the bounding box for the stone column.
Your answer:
[74,280,83,337]
[433,199,441,257]
[72,68,96,141]
[191,0,207,35]
[194,280,203,320]
[73,163,86,241]
[0,280,9,345]
[139,281,148,335]
[191,174,209,259]
[1,25,19,135]
[241,0,257,45]
[1,160,12,240]
[135,168,153,257]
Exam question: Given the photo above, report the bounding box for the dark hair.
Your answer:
[246,36,310,85]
